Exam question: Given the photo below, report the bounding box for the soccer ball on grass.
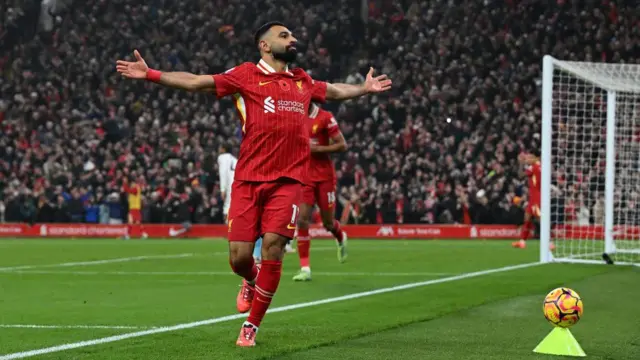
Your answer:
[543,287,584,328]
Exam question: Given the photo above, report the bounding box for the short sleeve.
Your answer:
[326,114,340,137]
[212,64,249,99]
[311,79,328,103]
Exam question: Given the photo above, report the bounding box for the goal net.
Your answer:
[541,55,640,266]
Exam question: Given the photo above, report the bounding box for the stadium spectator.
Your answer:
[1,0,638,225]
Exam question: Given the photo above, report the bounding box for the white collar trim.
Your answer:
[257,59,292,76]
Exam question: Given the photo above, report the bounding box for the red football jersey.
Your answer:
[526,161,541,204]
[308,105,340,182]
[212,60,327,183]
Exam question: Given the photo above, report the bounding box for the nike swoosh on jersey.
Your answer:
[287,224,296,230]
[259,81,273,86]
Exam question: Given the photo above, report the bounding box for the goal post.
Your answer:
[541,55,640,266]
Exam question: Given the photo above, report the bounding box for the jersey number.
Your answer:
[290,204,299,225]
[327,192,336,204]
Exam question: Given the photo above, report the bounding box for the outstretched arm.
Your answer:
[326,67,392,101]
[148,71,215,92]
[116,50,215,92]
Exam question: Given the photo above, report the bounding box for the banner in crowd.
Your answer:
[0,223,526,239]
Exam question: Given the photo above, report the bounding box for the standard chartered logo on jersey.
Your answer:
[264,96,275,113]
[263,97,304,114]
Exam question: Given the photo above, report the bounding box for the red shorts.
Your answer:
[228,180,302,242]
[526,203,541,218]
[301,180,336,212]
[128,209,142,223]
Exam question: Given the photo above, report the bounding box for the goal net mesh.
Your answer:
[550,60,640,265]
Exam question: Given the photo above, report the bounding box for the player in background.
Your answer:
[122,175,147,239]
[217,142,237,222]
[293,103,348,281]
[218,143,263,263]
[116,21,391,347]
[513,150,548,249]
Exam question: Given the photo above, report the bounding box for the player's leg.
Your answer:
[227,191,264,262]
[236,181,301,347]
[124,213,133,240]
[227,181,261,314]
[125,210,143,239]
[514,205,534,248]
[293,201,313,281]
[137,211,147,239]
[317,181,347,262]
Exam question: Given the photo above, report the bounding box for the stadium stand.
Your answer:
[1,0,637,225]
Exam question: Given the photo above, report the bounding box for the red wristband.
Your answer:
[146,69,162,83]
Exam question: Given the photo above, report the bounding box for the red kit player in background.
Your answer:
[122,174,147,239]
[116,21,391,346]
[513,150,543,249]
[293,103,348,282]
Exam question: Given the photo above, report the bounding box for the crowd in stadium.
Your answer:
[1,0,637,225]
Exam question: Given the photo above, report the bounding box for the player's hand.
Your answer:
[116,50,149,79]
[364,67,392,93]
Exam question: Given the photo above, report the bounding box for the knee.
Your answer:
[228,247,253,272]
[262,237,287,261]
[323,219,334,231]
[297,218,310,229]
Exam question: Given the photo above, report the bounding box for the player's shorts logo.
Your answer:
[264,96,275,114]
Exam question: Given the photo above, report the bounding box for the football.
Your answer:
[543,287,584,327]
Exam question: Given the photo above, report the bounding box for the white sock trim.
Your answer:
[243,321,259,331]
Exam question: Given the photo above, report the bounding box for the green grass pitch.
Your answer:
[0,239,638,359]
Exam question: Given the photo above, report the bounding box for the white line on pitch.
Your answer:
[0,253,195,272]
[0,325,155,330]
[1,270,453,277]
[0,261,541,360]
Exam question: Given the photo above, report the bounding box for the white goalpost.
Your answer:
[541,55,640,266]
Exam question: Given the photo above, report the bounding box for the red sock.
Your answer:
[229,257,259,284]
[330,220,344,243]
[130,224,143,238]
[521,221,532,241]
[247,259,282,327]
[297,227,310,268]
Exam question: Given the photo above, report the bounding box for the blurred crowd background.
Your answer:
[1,0,638,225]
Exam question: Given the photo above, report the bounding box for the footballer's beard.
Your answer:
[272,47,298,64]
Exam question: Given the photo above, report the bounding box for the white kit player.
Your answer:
[217,143,263,262]
[217,143,237,221]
